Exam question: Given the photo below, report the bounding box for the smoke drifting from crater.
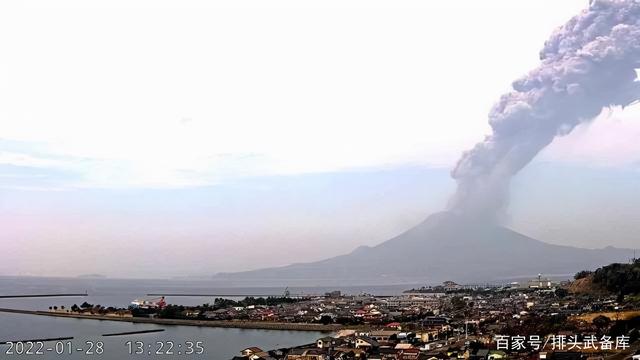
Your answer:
[450,0,640,221]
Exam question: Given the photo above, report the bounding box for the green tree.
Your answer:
[592,315,611,330]
[80,301,93,309]
[450,296,466,311]
[574,270,592,280]
[555,288,569,298]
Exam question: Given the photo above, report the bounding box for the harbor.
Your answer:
[0,307,342,332]
[0,309,325,360]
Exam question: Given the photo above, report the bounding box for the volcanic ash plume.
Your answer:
[449,0,640,221]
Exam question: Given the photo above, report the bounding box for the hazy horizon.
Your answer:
[2,0,640,278]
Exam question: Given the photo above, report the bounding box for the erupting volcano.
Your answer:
[216,1,640,285]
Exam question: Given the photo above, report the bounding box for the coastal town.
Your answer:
[38,261,640,360]
[226,276,640,360]
[224,276,640,360]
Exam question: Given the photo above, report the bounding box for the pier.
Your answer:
[0,337,74,345]
[102,329,165,337]
[0,293,88,299]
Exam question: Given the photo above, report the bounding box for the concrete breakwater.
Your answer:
[102,329,165,337]
[0,308,341,332]
[0,337,74,345]
[0,294,88,299]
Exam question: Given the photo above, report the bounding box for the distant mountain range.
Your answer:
[213,212,636,286]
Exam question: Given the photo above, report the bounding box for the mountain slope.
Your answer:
[214,212,635,286]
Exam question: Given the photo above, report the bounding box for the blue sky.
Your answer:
[1,0,639,277]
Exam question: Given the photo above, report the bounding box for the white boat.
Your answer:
[131,296,166,309]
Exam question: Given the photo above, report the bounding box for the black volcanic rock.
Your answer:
[214,212,635,286]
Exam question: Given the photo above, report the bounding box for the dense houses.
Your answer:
[153,292,442,325]
[229,280,640,360]
[230,327,501,360]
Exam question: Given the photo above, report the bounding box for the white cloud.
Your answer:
[0,151,67,168]
[0,0,590,188]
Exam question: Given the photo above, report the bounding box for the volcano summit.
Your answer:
[214,212,635,286]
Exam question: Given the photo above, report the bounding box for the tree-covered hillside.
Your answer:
[590,259,640,296]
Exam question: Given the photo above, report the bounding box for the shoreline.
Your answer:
[0,308,342,332]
